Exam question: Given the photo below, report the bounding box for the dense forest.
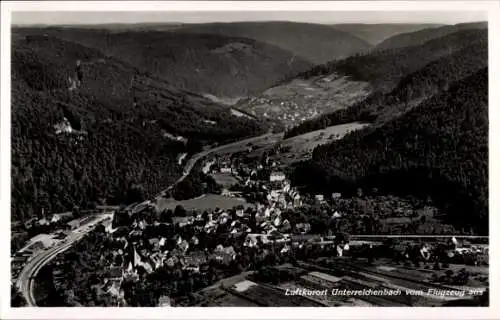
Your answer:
[292,69,488,234]
[284,38,487,138]
[11,33,267,223]
[293,29,487,93]
[172,21,372,64]
[376,22,487,51]
[19,27,312,98]
[331,23,443,45]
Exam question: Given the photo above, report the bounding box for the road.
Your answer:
[16,131,276,306]
[16,214,112,306]
[147,131,276,203]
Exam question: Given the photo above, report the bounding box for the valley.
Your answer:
[8,15,490,309]
[237,75,371,128]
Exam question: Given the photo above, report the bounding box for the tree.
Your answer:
[126,184,145,204]
[445,269,454,278]
[334,232,350,245]
[11,285,27,307]
[72,205,81,218]
[174,205,187,217]
[478,289,489,306]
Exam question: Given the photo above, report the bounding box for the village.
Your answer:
[11,147,489,307]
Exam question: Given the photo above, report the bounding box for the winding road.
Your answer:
[16,214,113,306]
[15,131,276,307]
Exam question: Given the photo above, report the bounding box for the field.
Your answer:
[312,258,487,303]
[267,122,368,165]
[242,75,372,127]
[156,194,253,212]
[214,132,283,155]
[227,283,322,307]
[278,281,373,307]
[195,288,260,307]
[211,173,240,188]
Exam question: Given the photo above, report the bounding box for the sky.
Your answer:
[12,11,487,26]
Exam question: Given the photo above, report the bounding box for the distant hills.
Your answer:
[20,27,312,98]
[281,24,489,233]
[11,31,267,222]
[241,27,487,129]
[296,28,487,93]
[376,21,487,51]
[332,23,444,45]
[296,69,488,233]
[10,20,490,235]
[171,21,372,64]
[284,34,487,137]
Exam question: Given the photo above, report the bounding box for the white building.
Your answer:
[315,194,324,203]
[270,171,286,182]
[220,167,232,174]
[50,214,62,223]
[331,193,342,199]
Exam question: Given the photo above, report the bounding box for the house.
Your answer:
[315,194,324,203]
[150,253,165,270]
[129,230,143,240]
[183,252,206,272]
[165,257,176,268]
[420,244,431,260]
[190,236,200,246]
[149,238,160,250]
[245,234,270,247]
[64,289,76,300]
[159,237,166,247]
[331,193,342,199]
[178,240,190,253]
[291,234,319,244]
[277,194,287,205]
[273,215,281,227]
[103,280,123,298]
[50,214,62,224]
[280,219,292,233]
[296,223,311,234]
[270,189,281,199]
[24,218,38,229]
[105,266,123,282]
[213,245,236,264]
[235,207,245,217]
[158,295,171,307]
[281,244,291,254]
[220,167,232,174]
[270,171,286,182]
[38,218,50,226]
[172,216,194,227]
[283,182,291,193]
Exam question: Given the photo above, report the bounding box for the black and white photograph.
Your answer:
[1,1,499,319]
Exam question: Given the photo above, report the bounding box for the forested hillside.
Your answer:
[21,27,312,98]
[376,21,487,51]
[293,69,488,234]
[11,33,267,222]
[284,38,487,138]
[294,29,486,93]
[173,21,372,64]
[332,23,443,45]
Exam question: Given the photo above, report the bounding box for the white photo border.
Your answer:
[1,1,499,319]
